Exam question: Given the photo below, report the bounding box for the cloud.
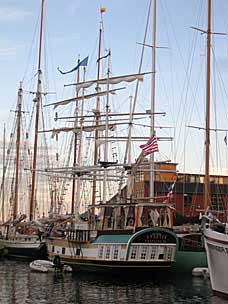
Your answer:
[0,6,32,22]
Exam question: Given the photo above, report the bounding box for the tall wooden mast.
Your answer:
[29,0,45,221]
[204,0,211,210]
[150,0,156,201]
[92,12,103,206]
[1,124,6,223]
[13,82,23,220]
[103,49,111,204]
[71,57,80,214]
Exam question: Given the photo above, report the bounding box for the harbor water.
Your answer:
[0,260,227,304]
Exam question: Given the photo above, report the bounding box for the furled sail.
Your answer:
[45,87,125,109]
[49,124,117,138]
[64,72,152,90]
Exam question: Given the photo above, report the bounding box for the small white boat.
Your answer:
[29,259,72,273]
[29,259,55,273]
[192,267,209,278]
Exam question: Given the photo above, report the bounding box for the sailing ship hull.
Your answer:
[46,227,178,273]
[172,232,207,273]
[173,250,207,273]
[0,239,47,260]
[204,225,228,296]
[49,255,173,273]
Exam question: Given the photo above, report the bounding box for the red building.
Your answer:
[133,162,228,220]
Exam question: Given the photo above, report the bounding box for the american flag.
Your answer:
[140,134,158,155]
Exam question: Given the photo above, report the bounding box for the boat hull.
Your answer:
[204,226,228,295]
[171,232,207,273]
[48,252,174,272]
[46,227,178,273]
[172,250,207,273]
[0,239,47,260]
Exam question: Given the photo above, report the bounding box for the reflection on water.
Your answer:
[0,260,226,304]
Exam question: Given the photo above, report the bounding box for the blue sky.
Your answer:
[1,0,228,174]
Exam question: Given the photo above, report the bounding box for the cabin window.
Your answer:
[130,246,138,259]
[184,194,192,206]
[105,246,111,259]
[62,248,65,255]
[52,245,55,253]
[140,246,148,260]
[199,176,204,183]
[165,247,173,260]
[159,253,164,260]
[150,246,157,259]
[98,246,104,259]
[113,246,119,260]
[190,176,196,183]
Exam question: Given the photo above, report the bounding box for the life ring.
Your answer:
[127,218,135,226]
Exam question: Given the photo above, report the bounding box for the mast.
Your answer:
[29,0,45,221]
[92,11,103,206]
[1,124,6,223]
[128,96,133,165]
[71,56,80,214]
[103,49,111,204]
[13,82,23,220]
[204,0,211,210]
[117,0,152,200]
[75,67,86,219]
[150,0,156,201]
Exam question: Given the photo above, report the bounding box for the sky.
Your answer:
[1,0,228,176]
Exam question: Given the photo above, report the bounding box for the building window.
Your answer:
[62,247,65,255]
[105,246,111,259]
[184,194,192,206]
[211,194,225,211]
[98,246,104,259]
[113,246,119,260]
[135,171,144,182]
[136,189,144,198]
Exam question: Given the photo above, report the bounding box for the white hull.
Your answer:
[0,235,46,259]
[29,260,54,272]
[204,225,228,295]
[29,259,72,273]
[0,238,42,249]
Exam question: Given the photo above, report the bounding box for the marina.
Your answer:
[0,260,218,304]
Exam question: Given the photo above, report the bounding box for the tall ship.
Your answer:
[44,1,180,272]
[0,0,53,260]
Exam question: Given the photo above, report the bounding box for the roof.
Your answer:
[93,234,132,244]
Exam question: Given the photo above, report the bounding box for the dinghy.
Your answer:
[29,259,72,273]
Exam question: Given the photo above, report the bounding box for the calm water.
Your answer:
[0,260,227,304]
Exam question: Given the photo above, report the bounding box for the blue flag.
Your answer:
[57,56,89,75]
